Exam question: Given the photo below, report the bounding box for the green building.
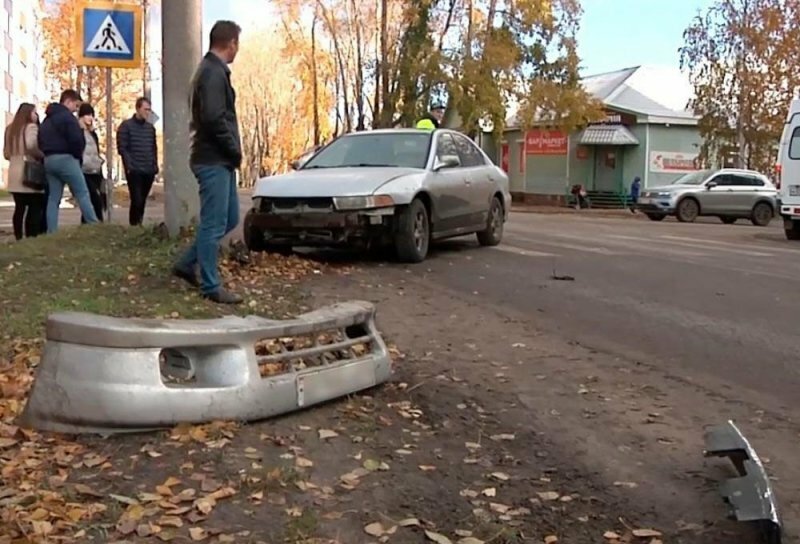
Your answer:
[499,66,703,206]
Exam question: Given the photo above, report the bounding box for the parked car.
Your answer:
[636,168,777,226]
[777,98,800,240]
[243,128,511,262]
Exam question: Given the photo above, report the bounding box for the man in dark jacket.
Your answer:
[172,20,243,304]
[38,89,98,232]
[118,97,158,226]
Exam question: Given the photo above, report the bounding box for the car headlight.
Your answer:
[333,195,395,211]
[656,192,672,197]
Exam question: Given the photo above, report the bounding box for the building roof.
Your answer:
[506,65,699,129]
[584,65,698,123]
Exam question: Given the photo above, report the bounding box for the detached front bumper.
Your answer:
[245,204,396,246]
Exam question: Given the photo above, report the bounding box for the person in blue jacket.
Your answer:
[630,176,641,213]
[37,89,98,233]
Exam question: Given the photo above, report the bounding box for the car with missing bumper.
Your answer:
[637,168,777,226]
[243,128,511,262]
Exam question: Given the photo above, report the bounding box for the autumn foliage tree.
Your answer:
[680,0,800,171]
[233,25,336,185]
[276,0,600,137]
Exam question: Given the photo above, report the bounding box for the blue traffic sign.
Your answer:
[75,1,142,69]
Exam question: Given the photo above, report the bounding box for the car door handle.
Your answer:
[464,180,472,186]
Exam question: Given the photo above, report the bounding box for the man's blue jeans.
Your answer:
[175,165,240,295]
[44,154,98,233]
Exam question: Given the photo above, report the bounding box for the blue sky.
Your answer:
[577,0,714,75]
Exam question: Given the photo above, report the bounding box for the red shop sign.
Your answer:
[525,129,568,155]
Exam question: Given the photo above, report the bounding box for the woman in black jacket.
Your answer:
[78,104,105,223]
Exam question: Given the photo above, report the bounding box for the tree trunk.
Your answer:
[311,14,320,146]
[379,0,389,127]
[351,0,365,131]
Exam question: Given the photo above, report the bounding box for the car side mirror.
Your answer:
[706,181,717,189]
[290,159,301,171]
[434,154,461,171]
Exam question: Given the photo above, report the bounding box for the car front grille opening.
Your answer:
[254,326,374,378]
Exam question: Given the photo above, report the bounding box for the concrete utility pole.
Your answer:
[162,0,202,236]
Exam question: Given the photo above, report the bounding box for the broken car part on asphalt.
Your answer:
[19,301,392,434]
[704,420,781,544]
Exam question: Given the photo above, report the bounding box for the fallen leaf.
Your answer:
[465,442,481,450]
[491,472,510,481]
[0,437,19,448]
[425,530,453,544]
[490,433,515,441]
[395,449,413,455]
[74,484,103,497]
[632,529,663,538]
[194,496,216,515]
[110,493,140,505]
[399,518,421,527]
[286,506,303,517]
[250,491,264,501]
[419,465,437,472]
[363,459,381,471]
[481,488,496,497]
[295,456,314,468]
[208,486,236,500]
[163,476,182,487]
[603,531,620,540]
[364,522,387,537]
[189,527,208,541]
[318,429,339,440]
[544,536,558,544]
[458,538,485,544]
[613,481,638,489]
[537,491,560,501]
[158,516,183,528]
[489,503,511,514]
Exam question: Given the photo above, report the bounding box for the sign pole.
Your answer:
[105,67,114,222]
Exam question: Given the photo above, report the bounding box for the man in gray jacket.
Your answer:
[117,97,158,226]
[172,20,243,304]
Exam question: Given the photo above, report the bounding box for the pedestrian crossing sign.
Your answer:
[75,1,142,68]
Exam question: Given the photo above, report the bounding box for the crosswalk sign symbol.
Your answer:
[75,1,142,68]
[86,16,132,55]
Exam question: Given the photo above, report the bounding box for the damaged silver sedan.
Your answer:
[243,129,511,263]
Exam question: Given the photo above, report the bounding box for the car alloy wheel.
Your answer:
[751,202,773,227]
[413,208,428,252]
[677,198,699,222]
[478,197,503,246]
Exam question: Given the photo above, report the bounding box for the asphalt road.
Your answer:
[427,213,800,413]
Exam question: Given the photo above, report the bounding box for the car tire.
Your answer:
[395,199,430,263]
[477,197,504,246]
[646,213,666,221]
[243,209,267,252]
[750,202,773,227]
[720,216,737,224]
[676,198,700,223]
[786,220,800,240]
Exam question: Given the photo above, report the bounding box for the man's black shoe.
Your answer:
[202,289,243,305]
[172,266,200,288]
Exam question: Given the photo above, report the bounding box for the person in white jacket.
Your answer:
[3,103,44,239]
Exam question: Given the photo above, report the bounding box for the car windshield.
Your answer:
[671,170,712,185]
[301,132,432,170]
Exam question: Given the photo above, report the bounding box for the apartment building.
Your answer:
[0,0,47,188]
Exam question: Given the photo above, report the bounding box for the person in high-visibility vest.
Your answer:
[415,103,446,131]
